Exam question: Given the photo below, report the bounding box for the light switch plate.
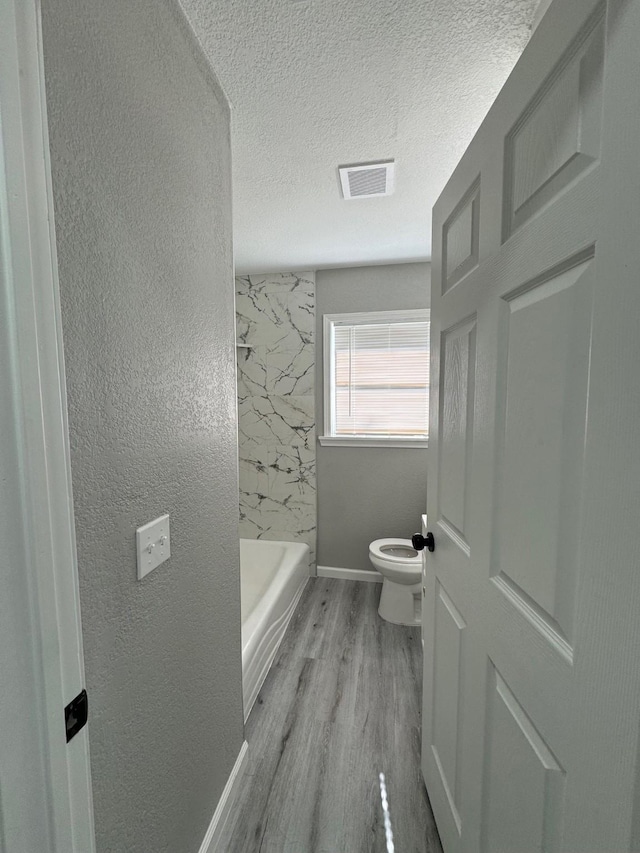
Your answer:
[136,513,170,580]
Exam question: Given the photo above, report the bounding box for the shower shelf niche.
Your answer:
[236,342,253,349]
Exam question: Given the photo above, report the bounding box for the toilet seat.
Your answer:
[369,538,421,566]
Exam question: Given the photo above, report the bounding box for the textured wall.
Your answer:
[41,2,243,852]
[316,263,430,571]
[236,272,316,567]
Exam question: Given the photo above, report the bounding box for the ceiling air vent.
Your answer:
[338,161,395,200]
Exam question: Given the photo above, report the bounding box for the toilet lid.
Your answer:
[369,538,421,565]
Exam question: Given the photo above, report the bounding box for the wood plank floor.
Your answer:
[220,578,444,853]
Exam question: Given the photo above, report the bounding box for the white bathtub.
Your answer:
[240,538,310,720]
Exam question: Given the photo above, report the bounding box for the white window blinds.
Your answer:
[329,314,430,439]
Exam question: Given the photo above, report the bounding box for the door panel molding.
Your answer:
[503,5,605,239]
[481,664,566,853]
[442,178,481,294]
[490,251,595,656]
[438,316,477,552]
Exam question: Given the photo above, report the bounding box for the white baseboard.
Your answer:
[317,565,382,583]
[198,740,249,853]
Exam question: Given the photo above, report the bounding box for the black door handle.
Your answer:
[412,532,435,552]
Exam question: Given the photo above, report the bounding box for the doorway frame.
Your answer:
[0,0,95,849]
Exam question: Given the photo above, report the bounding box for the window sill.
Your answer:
[318,435,428,449]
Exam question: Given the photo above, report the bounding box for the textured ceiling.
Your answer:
[180,0,539,273]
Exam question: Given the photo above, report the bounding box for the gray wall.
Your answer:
[41,3,243,852]
[316,263,430,571]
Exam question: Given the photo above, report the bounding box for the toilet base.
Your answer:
[378,577,422,626]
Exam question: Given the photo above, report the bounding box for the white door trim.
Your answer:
[0,0,95,849]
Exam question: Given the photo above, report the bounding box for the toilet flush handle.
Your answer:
[412,532,435,553]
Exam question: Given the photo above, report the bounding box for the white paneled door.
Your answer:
[421,1,640,851]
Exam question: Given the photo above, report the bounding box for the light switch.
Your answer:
[136,514,170,580]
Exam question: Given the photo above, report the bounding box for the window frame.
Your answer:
[319,308,430,449]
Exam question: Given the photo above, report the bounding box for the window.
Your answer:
[320,309,430,448]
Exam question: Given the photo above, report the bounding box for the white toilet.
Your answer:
[369,538,422,626]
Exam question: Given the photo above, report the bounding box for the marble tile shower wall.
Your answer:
[236,272,316,568]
